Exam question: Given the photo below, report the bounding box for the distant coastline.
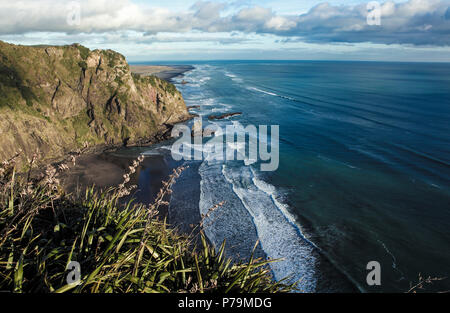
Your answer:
[130,64,194,81]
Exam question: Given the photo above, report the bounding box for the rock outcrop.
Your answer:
[208,112,242,120]
[0,41,192,165]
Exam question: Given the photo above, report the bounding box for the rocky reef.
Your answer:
[208,112,242,120]
[0,41,192,165]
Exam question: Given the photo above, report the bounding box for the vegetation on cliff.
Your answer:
[0,154,296,293]
[0,40,296,294]
[0,41,191,167]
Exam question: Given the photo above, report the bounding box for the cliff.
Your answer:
[0,41,191,165]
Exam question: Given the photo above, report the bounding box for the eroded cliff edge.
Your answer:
[0,41,191,165]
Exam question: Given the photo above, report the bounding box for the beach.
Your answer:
[60,61,450,293]
[58,63,199,233]
[60,143,206,236]
[130,64,194,81]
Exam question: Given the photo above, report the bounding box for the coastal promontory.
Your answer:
[0,41,191,164]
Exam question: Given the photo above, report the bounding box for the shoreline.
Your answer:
[58,63,357,293]
[56,65,197,224]
[130,64,194,81]
[59,143,204,233]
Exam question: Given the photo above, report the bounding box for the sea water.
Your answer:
[144,61,450,292]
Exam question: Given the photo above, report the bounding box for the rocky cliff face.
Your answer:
[0,41,191,165]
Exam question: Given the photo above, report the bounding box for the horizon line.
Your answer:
[128,59,450,64]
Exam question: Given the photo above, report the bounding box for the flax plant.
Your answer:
[0,153,297,293]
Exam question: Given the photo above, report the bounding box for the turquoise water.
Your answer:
[146,61,450,292]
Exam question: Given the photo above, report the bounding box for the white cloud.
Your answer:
[292,0,450,45]
[265,16,297,31]
[0,0,449,46]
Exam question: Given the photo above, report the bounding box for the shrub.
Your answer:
[0,153,296,293]
[78,61,87,71]
[75,44,90,61]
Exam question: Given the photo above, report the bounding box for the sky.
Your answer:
[0,0,449,61]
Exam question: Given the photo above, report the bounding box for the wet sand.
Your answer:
[60,146,203,232]
[60,147,168,206]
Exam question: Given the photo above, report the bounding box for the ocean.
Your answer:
[139,61,450,292]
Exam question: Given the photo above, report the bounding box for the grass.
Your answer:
[0,152,297,293]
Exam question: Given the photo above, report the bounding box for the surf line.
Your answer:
[170,117,280,172]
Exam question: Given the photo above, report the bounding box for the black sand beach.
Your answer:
[60,144,204,235]
[60,63,198,232]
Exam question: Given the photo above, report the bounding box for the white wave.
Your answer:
[160,145,173,151]
[250,167,318,248]
[199,98,216,106]
[221,165,317,291]
[428,182,442,189]
[224,71,236,78]
[184,64,318,291]
[224,71,243,83]
[197,76,211,84]
[212,103,232,112]
[174,66,213,87]
[170,142,205,160]
[199,160,267,262]
[246,86,301,103]
[247,86,278,97]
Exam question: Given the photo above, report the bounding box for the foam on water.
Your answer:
[247,86,278,97]
[246,86,300,102]
[175,64,319,291]
[221,164,317,291]
[250,168,317,245]
[198,160,268,262]
[169,61,450,292]
[212,103,232,112]
[224,71,243,83]
[199,98,216,106]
